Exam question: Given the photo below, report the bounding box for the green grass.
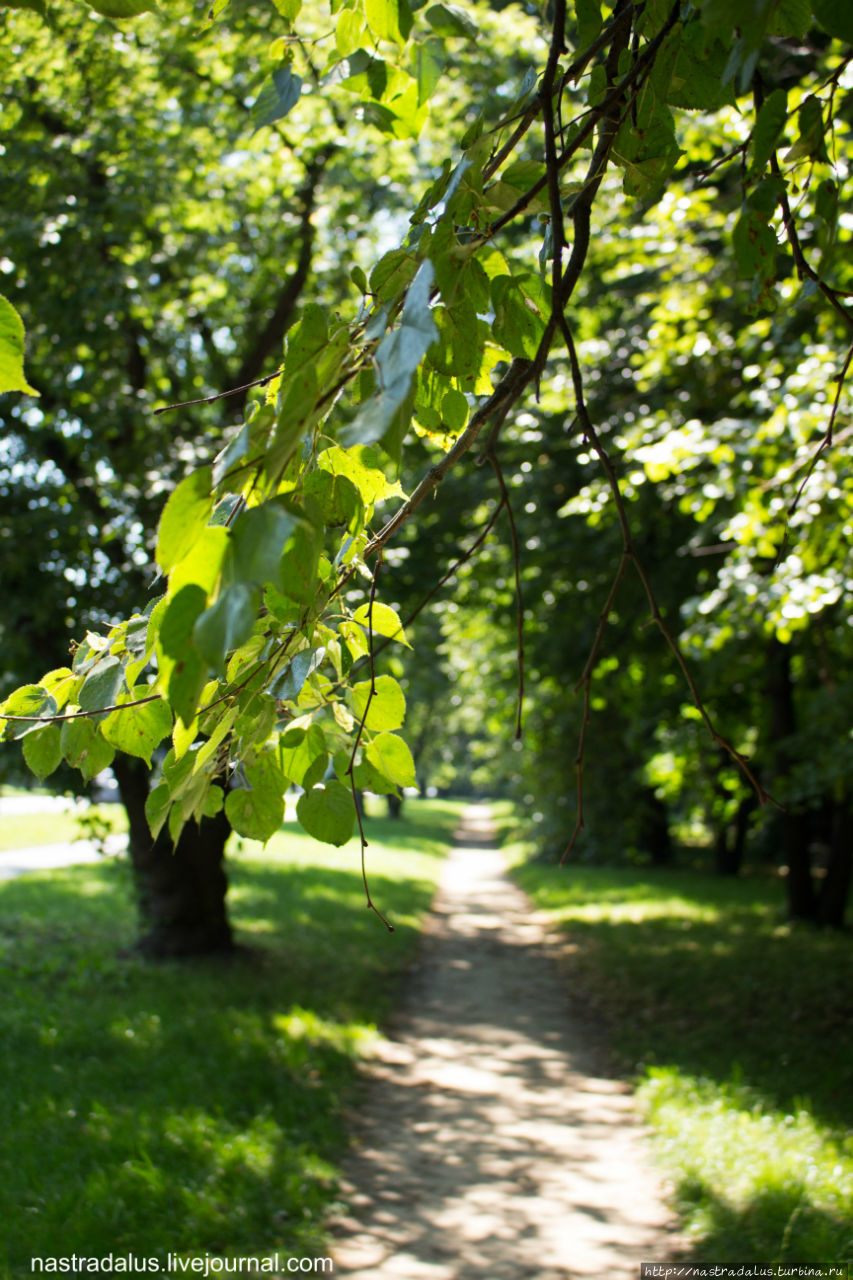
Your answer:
[0,803,128,851]
[0,797,463,1278]
[510,856,853,1269]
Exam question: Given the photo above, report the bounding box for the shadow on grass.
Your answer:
[514,862,853,1126]
[669,1182,853,1270]
[513,860,853,1268]
[0,808,455,1274]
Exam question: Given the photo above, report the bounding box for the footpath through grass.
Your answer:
[511,857,853,1270]
[0,797,462,1278]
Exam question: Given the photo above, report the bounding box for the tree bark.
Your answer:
[817,793,852,929]
[638,786,673,866]
[714,794,755,876]
[113,757,233,958]
[766,640,816,920]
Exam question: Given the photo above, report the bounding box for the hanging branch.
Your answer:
[346,551,394,933]
[788,337,853,517]
[485,454,525,741]
[559,319,775,862]
[153,371,281,416]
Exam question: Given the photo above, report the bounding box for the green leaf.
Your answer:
[230,501,299,587]
[352,754,399,795]
[159,584,208,657]
[733,206,777,280]
[412,38,443,107]
[202,785,224,818]
[302,471,364,533]
[22,724,62,780]
[784,95,829,164]
[296,781,355,846]
[349,674,406,731]
[336,8,364,56]
[101,690,172,766]
[369,248,418,302]
[88,0,153,15]
[317,444,404,506]
[269,647,327,701]
[168,526,230,598]
[2,684,58,740]
[225,753,286,843]
[169,651,207,729]
[428,299,481,380]
[1,0,46,13]
[491,276,544,361]
[271,0,301,17]
[279,522,320,605]
[767,0,811,37]
[212,423,249,490]
[751,89,788,175]
[193,583,260,676]
[365,731,416,787]
[145,783,172,842]
[78,655,124,717]
[155,468,214,573]
[252,63,303,134]
[812,0,853,41]
[424,2,477,38]
[0,294,38,396]
[60,717,115,782]
[575,0,602,46]
[233,691,278,749]
[345,261,437,447]
[278,722,327,787]
[156,586,208,727]
[40,668,78,711]
[366,0,413,44]
[352,601,411,647]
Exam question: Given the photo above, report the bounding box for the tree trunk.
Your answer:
[817,793,852,929]
[113,757,234,958]
[638,787,673,866]
[386,793,403,820]
[766,640,816,920]
[715,794,755,876]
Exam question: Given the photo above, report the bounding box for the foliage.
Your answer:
[0,797,460,1272]
[512,854,853,1265]
[1,0,851,894]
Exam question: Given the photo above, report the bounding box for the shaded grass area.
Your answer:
[511,858,853,1268]
[0,798,463,1278]
[0,803,127,851]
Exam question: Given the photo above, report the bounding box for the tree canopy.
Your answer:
[1,0,851,922]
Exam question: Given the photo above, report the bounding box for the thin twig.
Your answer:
[365,357,535,559]
[486,455,525,740]
[3,692,163,723]
[485,2,680,243]
[399,502,507,636]
[562,553,629,862]
[788,338,853,516]
[346,552,394,932]
[559,319,774,863]
[153,371,281,416]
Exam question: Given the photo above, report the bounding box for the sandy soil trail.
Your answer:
[330,805,680,1279]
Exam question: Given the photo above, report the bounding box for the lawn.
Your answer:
[0,797,462,1278]
[0,803,127,851]
[511,856,853,1270]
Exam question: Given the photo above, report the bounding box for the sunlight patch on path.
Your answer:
[330,805,680,1279]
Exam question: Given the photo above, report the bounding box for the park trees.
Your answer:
[1,0,852,927]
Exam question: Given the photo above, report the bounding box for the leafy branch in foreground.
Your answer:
[2,0,851,878]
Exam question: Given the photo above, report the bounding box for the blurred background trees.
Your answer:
[2,0,851,929]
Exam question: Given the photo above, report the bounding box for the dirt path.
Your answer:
[330,805,680,1279]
